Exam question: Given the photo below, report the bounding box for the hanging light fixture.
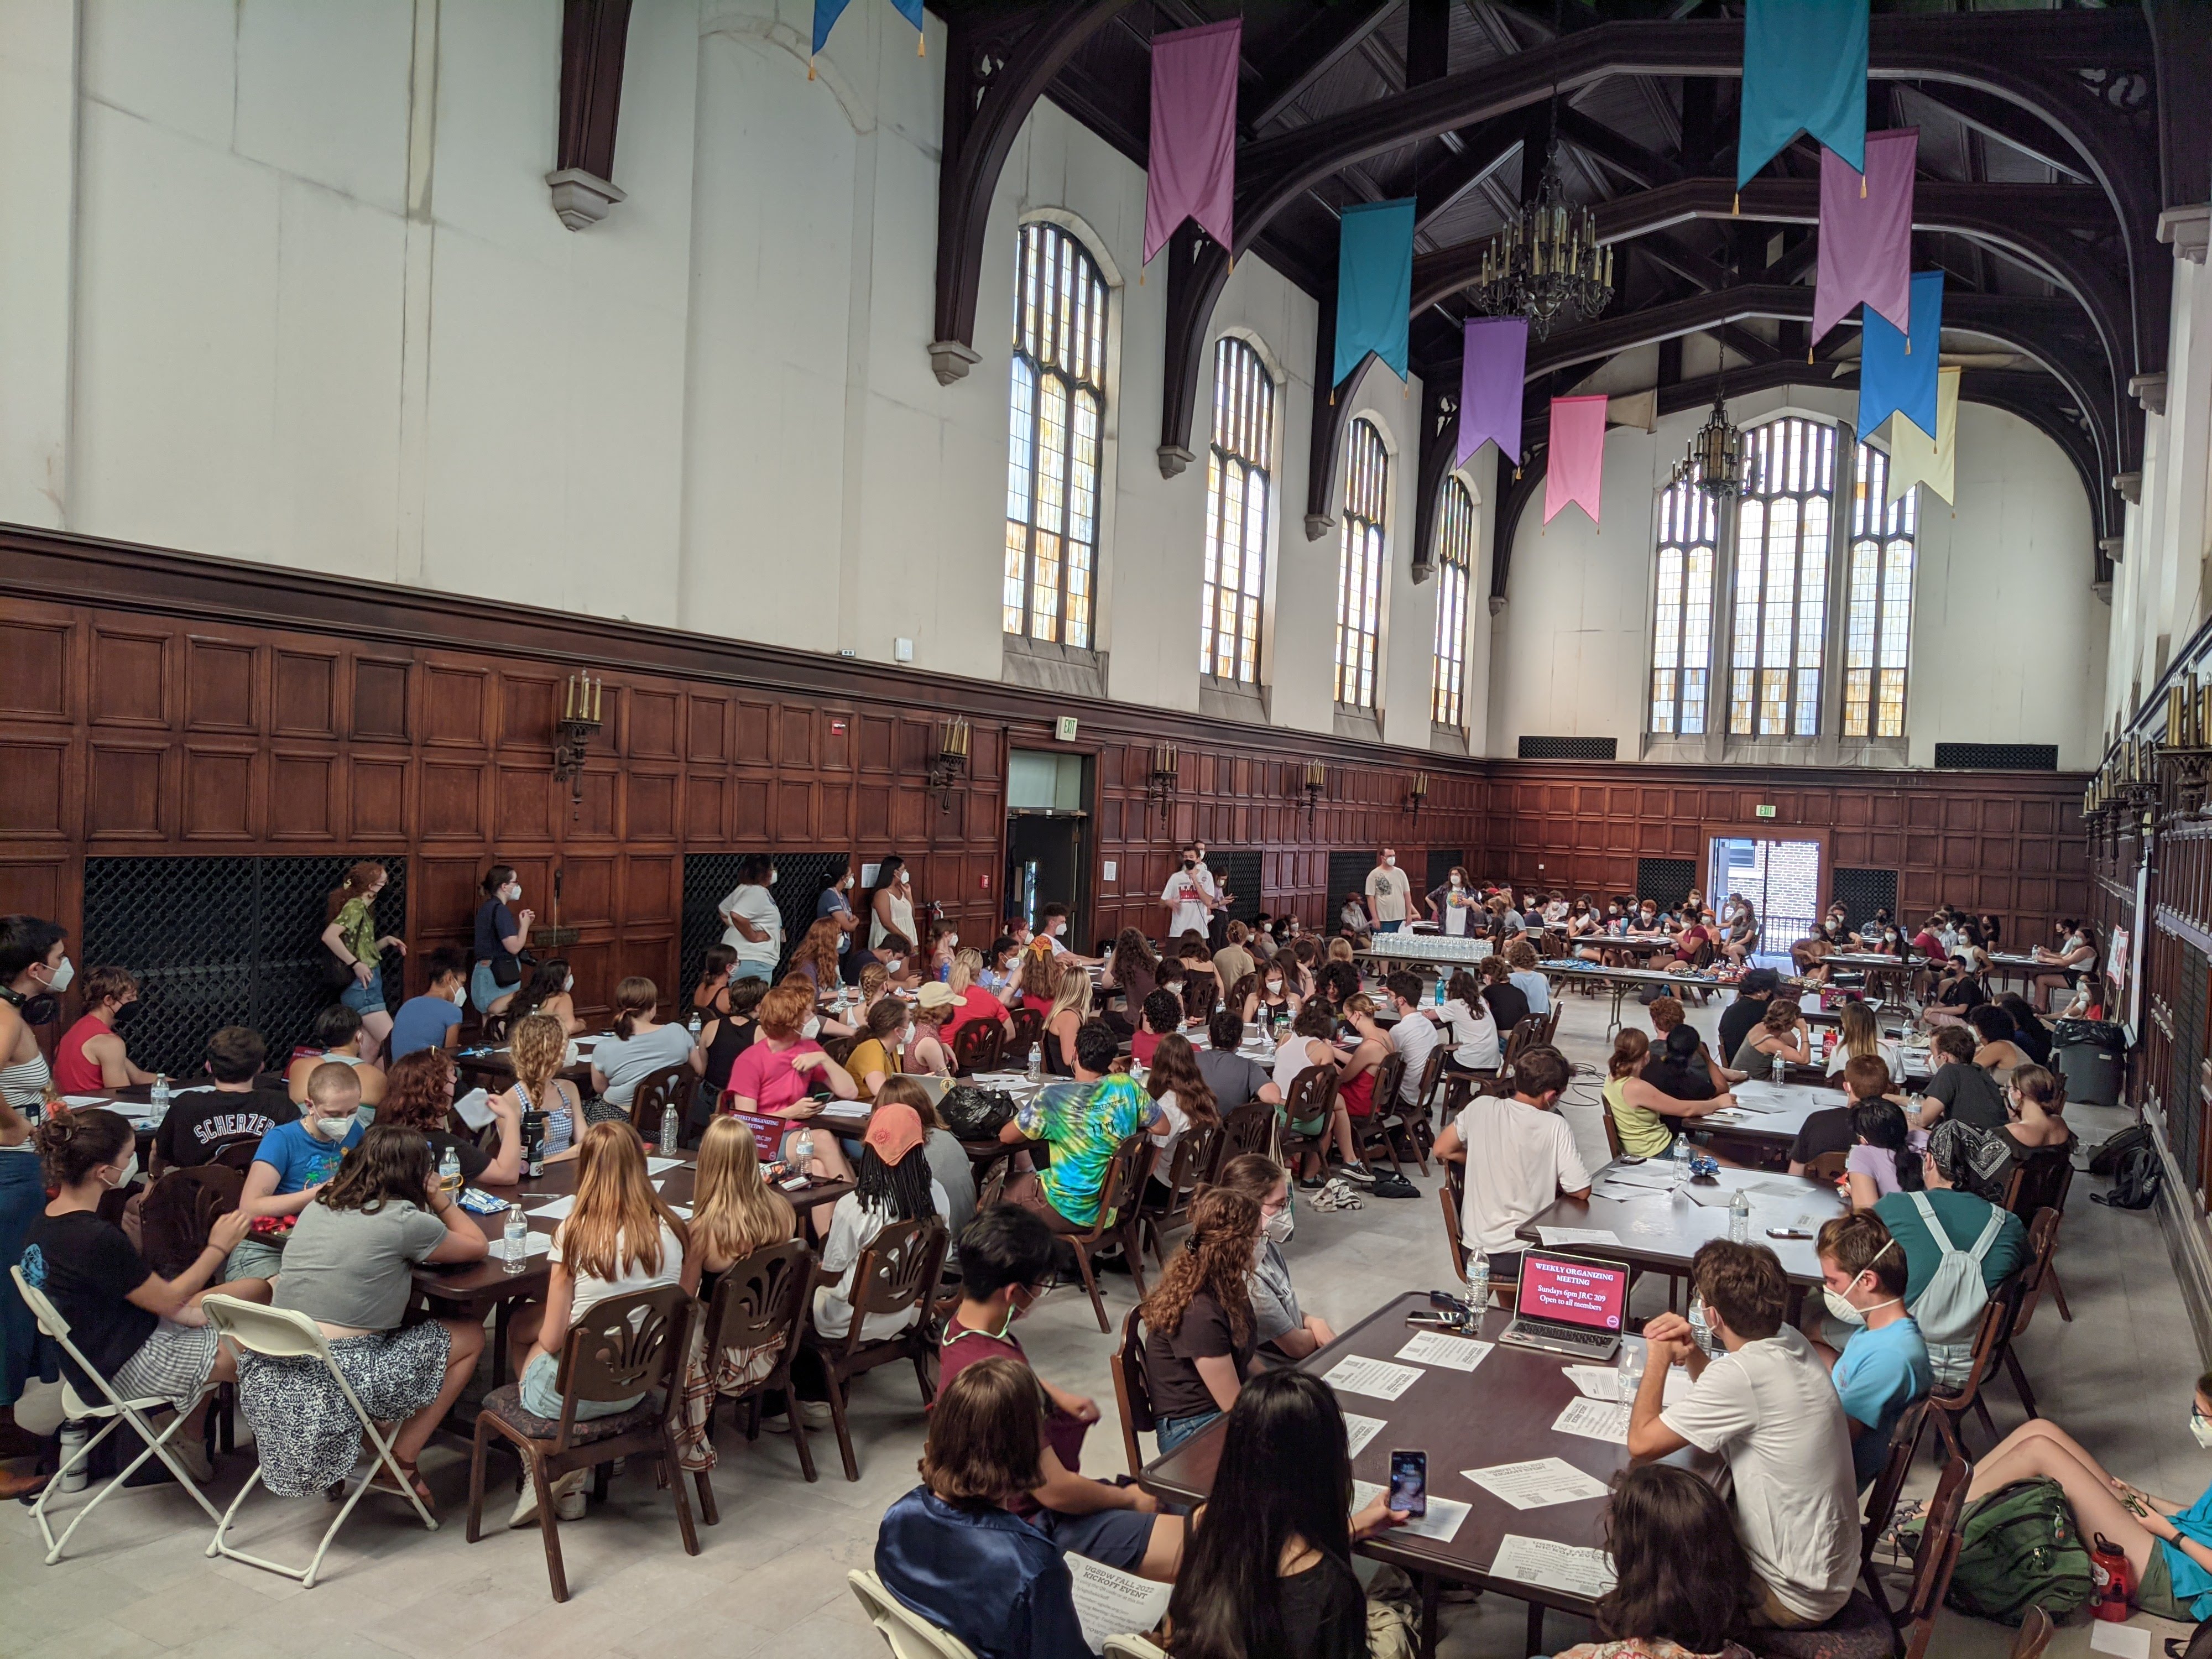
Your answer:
[1467,102,1614,340]
[1672,347,1749,500]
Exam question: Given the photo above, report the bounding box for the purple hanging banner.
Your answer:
[1144,19,1240,265]
[1813,128,1917,342]
[1457,317,1528,466]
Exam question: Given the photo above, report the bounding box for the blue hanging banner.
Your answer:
[886,0,924,30]
[812,0,852,55]
[1738,0,1867,187]
[1859,270,1944,442]
[1333,199,1415,388]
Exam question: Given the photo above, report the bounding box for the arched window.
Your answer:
[1004,222,1108,649]
[1199,337,1275,682]
[1334,419,1389,709]
[1431,477,1476,727]
[1843,442,1917,738]
[1649,481,1719,735]
[1728,417,1835,737]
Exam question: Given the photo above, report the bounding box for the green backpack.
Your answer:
[1943,1477,2095,1625]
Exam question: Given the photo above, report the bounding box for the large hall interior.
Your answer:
[2,2,2210,1656]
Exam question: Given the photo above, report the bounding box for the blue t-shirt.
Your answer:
[1511,968,1552,1016]
[388,994,463,1062]
[816,887,854,953]
[2160,1483,2212,1619]
[253,1117,363,1194]
[1832,1315,1932,1488]
[473,900,519,967]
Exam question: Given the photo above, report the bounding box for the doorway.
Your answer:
[1006,749,1092,940]
[1708,836,1822,960]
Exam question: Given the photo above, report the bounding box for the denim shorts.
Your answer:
[469,961,506,1011]
[1154,1408,1222,1454]
[519,1350,644,1423]
[340,969,385,1015]
[731,959,774,985]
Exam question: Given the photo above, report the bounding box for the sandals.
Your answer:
[369,1459,435,1513]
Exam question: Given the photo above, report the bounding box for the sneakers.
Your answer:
[1308,1178,1363,1213]
[1335,1161,1379,1187]
[1295,1172,1326,1191]
[171,1434,214,1485]
[509,1467,590,1529]
[764,1399,833,1432]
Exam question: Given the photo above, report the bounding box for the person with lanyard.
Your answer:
[0,915,64,1499]
[1363,847,1413,936]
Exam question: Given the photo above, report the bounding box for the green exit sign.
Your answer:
[1755,804,1777,818]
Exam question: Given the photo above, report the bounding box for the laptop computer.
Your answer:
[1496,1250,1630,1361]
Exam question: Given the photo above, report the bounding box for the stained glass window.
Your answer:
[1334,419,1389,708]
[1650,481,1719,735]
[1728,418,1835,737]
[1199,337,1276,682]
[1431,477,1477,727]
[1004,222,1108,648]
[1844,441,1917,738]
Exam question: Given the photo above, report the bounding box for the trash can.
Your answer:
[2053,1019,2127,1108]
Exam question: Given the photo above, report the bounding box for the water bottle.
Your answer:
[150,1073,171,1124]
[1688,1293,1717,1358]
[1467,1247,1491,1313]
[687,1010,702,1039]
[1433,977,1446,1008]
[522,1108,546,1180]
[1770,1048,1786,1084]
[502,1204,529,1275]
[660,1101,681,1155]
[57,1421,88,1493]
[793,1129,816,1175]
[437,1145,462,1192]
[1027,1041,1042,1082]
[1729,1188,1751,1243]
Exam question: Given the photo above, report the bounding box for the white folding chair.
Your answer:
[199,1295,437,1587]
[848,1569,981,1659]
[1103,1640,1168,1659]
[9,1265,226,1564]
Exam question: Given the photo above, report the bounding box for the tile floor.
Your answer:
[2,987,2201,1657]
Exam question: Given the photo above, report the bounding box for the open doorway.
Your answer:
[1006,749,1092,940]
[1708,836,1822,961]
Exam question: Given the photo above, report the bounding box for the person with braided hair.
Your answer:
[1140,1186,1264,1452]
[812,1102,946,1345]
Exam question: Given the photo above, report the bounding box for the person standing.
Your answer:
[469,865,533,1018]
[717,854,784,985]
[1363,848,1413,936]
[1161,846,1215,941]
[0,915,64,1496]
[816,857,862,969]
[866,855,919,952]
[323,862,406,1064]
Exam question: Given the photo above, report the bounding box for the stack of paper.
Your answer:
[1394,1332,1493,1372]
[1537,1227,1621,1248]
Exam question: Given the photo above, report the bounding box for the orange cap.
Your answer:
[864,1102,926,1164]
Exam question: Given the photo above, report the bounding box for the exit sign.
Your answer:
[1056,716,1079,741]
[1755,804,1777,818]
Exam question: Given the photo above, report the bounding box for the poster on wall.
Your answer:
[2127,854,2149,1037]
[2109,924,2131,999]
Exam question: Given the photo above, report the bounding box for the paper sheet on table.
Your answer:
[2088,1624,2152,1659]
[1489,1533,1617,1599]
[1550,1397,1632,1445]
[1683,1183,1739,1208]
[1353,1479,1472,1543]
[452,1088,494,1130]
[1460,1457,1611,1510]
[63,1094,109,1108]
[1537,1227,1622,1248]
[1321,1354,1425,1401]
[646,1156,682,1176]
[512,1232,554,1258]
[526,1194,577,1221]
[665,1205,691,1221]
[1563,1364,1690,1407]
[1065,1553,1171,1655]
[1394,1332,1493,1371]
[1600,1164,1682,1190]
[1343,1413,1386,1458]
[1592,1181,1665,1203]
[1744,1180,1815,1199]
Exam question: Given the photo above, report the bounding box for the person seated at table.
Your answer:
[1337,890,1372,946]
[1430,969,1501,1073]
[1433,1046,1587,1287]
[1629,1240,1860,1628]
[938,949,1014,1057]
[2031,919,2096,999]
[923,921,962,985]
[1312,956,1361,1017]
[978,936,1021,1000]
[1040,958,1096,1078]
[1948,922,1991,977]
[1658,909,1718,974]
[1604,1030,1733,1159]
[1099,926,1160,1014]
[1643,1024,1725,1117]
[1270,1006,1372,1191]
[1001,1020,1168,1235]
[1015,945,1060,1016]
[697,977,765,1112]
[1502,940,1550,1018]
[2001,1063,2071,1159]
[1177,940,1224,1022]
[285,1004,387,1109]
[1996,993,2053,1067]
[1823,999,1902,1081]
[1194,1009,1279,1113]
[1964,1003,2034,1087]
[1552,1463,1757,1659]
[1717,967,1780,1062]
[1843,1097,1922,1208]
[232,1061,368,1279]
[1131,988,1184,1068]
[1907,1024,2008,1134]
[1139,1186,1265,1452]
[724,982,860,1185]
[1477,953,1530,1035]
[1164,1366,1413,1659]
[498,1011,583,1163]
[153,1025,299,1173]
[52,966,156,1094]
[505,956,583,1036]
[1332,997,1394,1132]
[1787,1055,1899,1177]
[1286,938,1321,1001]
[874,1354,1093,1659]
[22,1106,271,1481]
[813,1102,946,1355]
[687,943,738,1022]
[258,1123,488,1509]
[938,1209,1182,1579]
[379,1048,521,1186]
[1212,1154,1335,1362]
[1801,1212,1930,1491]
[1378,973,1439,1107]
[507,1119,693,1526]
[1244,958,1302,1030]
[1568,903,1608,962]
[1729,997,1811,1076]
[781,920,840,999]
[846,928,918,993]
[588,975,702,1130]
[387,948,468,1063]
[1142,1034,1219,1186]
[906,982,959,1077]
[870,1077,976,1245]
[1920,958,1987,1032]
[846,995,911,1098]
[1872,1121,2028,1384]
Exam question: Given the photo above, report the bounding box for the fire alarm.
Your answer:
[980,874,991,890]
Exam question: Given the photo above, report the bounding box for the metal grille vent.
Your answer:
[1831,868,1899,933]
[1933,743,2058,771]
[1517,736,1618,760]
[1426,849,1467,894]
[1211,852,1262,927]
[1635,858,1697,911]
[1327,852,1381,925]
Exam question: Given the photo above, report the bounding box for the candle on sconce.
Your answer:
[592,677,603,723]
[564,675,575,720]
[2170,686,2186,748]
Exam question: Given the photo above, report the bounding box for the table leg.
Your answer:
[1608,983,1627,1036]
[1419,1573,1439,1659]
[1525,1600,1545,1656]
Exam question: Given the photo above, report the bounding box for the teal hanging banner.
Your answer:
[1859,270,1943,442]
[1738,0,1867,187]
[813,0,922,64]
[1333,199,1415,388]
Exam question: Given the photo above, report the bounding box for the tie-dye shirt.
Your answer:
[1013,1074,1163,1227]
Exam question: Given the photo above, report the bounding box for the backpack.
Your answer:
[2089,1124,2154,1177]
[938,1085,1019,1139]
[1907,1191,2005,1386]
[2093,1142,2164,1211]
[1943,1477,2095,1624]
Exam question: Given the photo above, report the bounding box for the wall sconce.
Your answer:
[1147,743,1181,810]
[927,717,971,812]
[1302,760,1327,825]
[554,671,606,817]
[1405,771,1431,820]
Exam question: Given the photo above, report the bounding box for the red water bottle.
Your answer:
[2089,1532,2133,1621]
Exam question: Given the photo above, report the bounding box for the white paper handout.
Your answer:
[2088,1623,2152,1659]
[1564,1364,1688,1407]
[1489,1533,1617,1599]
[1394,1331,1494,1372]
[515,1231,554,1258]
[1343,1413,1387,1458]
[1460,1457,1611,1511]
[1352,1479,1472,1543]
[526,1194,577,1222]
[1601,1164,1682,1190]
[1064,1553,1171,1655]
[452,1088,494,1130]
[1550,1397,1632,1445]
[646,1156,682,1176]
[1321,1355,1426,1401]
[1537,1227,1622,1248]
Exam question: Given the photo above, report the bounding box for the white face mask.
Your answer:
[2191,1413,2212,1452]
[802,1015,821,1040]
[450,985,467,1008]
[1822,1285,1900,1327]
[946,935,958,951]
[886,957,903,973]
[563,974,575,993]
[105,1150,139,1190]
[841,874,854,890]
[42,956,75,995]
[768,868,779,886]
[1383,855,1396,868]
[1262,1206,1295,1244]
[305,1110,354,1141]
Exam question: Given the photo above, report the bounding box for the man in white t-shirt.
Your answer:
[1627,1240,1861,1628]
[1430,1046,1588,1279]
[716,853,784,983]
[1364,848,1413,934]
[1160,846,1215,941]
[1381,972,1441,1109]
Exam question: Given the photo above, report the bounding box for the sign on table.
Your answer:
[1394,1331,1494,1371]
[1320,1355,1426,1401]
[1488,1534,1618,1599]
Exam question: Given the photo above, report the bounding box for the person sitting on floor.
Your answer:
[1000,1020,1167,1234]
[939,1207,1182,1579]
[1139,1187,1266,1453]
[1802,1211,1930,1490]
[1629,1239,1860,1629]
[1551,1462,1756,1659]
[874,1355,1092,1659]
[1212,1152,1337,1361]
[285,1003,387,1109]
[152,1025,298,1173]
[1431,1046,1589,1290]
[51,966,156,1094]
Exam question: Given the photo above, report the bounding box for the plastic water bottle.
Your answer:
[793,1129,816,1174]
[1688,1294,1717,1358]
[1027,1042,1042,1082]
[502,1204,529,1275]
[56,1421,88,1493]
[688,1009,703,1038]
[149,1074,171,1124]
[437,1145,461,1192]
[1467,1247,1490,1313]
[1729,1188,1751,1243]
[660,1101,681,1155]
[1433,977,1446,1008]
[1770,1048,1786,1084]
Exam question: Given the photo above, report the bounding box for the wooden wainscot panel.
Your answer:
[624,855,676,924]
[90,629,168,728]
[181,747,255,839]
[496,766,555,843]
[734,701,774,765]
[629,689,680,760]
[502,676,559,749]
[268,753,337,840]
[271,649,338,737]
[422,666,488,748]
[625,771,679,841]
[351,757,408,839]
[185,638,256,732]
[560,857,617,925]
[86,743,165,838]
[573,770,617,839]
[419,761,486,839]
[0,620,70,721]
[688,696,729,764]
[776,780,816,842]
[0,739,67,837]
[0,860,64,919]
[686,773,727,842]
[352,658,411,740]
[422,859,485,934]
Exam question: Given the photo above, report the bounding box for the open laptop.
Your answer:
[1496,1250,1630,1361]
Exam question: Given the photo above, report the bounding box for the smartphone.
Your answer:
[1387,1449,1428,1519]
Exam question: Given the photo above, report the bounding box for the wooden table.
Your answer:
[1817,952,1916,1001]
[1142,1291,1710,1656]
[1517,1161,1844,1291]
[1987,952,2078,995]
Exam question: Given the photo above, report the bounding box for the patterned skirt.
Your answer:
[110,1321,223,1411]
[237,1322,451,1497]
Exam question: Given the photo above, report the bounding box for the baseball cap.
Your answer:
[865,1102,926,1164]
[917,981,956,1011]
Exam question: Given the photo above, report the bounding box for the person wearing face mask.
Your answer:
[386,947,470,1063]
[816,858,862,962]
[0,916,67,1473]
[1162,846,1216,941]
[1425,866,1478,936]
[232,1061,369,1279]
[865,854,918,953]
[469,864,534,1018]
[505,956,583,1036]
[1803,1213,1930,1489]
[717,854,784,985]
[20,1107,271,1482]
[1243,960,1302,1029]
[1213,1153,1337,1362]
[52,966,157,1094]
[1363,848,1412,936]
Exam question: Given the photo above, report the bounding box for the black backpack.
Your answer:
[2093,1142,2163,1210]
[938,1085,1019,1139]
[2088,1124,2153,1177]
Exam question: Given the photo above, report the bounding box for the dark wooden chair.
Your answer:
[2007,1607,2054,1659]
[690,1238,818,1506]
[1277,1064,1337,1175]
[1401,1046,1448,1173]
[1858,1397,1932,1615]
[1351,1052,1407,1176]
[1439,1161,1468,1283]
[803,1217,950,1482]
[1065,1131,1159,1332]
[1598,1091,1627,1161]
[465,1284,698,1603]
[628,1061,696,1142]
[952,1019,1004,1076]
[1008,1005,1046,1055]
[1136,1119,1221,1266]
[1991,1206,2062,1418]
[478,1011,512,1046]
[1806,1149,1850,1183]
[1214,1099,1279,1171]
[1918,1277,2025,1462]
[1501,1014,1546,1074]
[1107,1306,1156,1478]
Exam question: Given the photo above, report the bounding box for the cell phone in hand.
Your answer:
[1388,1449,1428,1518]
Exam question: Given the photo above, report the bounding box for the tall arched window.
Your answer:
[1843,441,1917,738]
[1649,481,1719,735]
[1004,222,1108,649]
[1728,417,1835,737]
[1199,337,1275,682]
[1334,419,1389,709]
[1431,477,1476,727]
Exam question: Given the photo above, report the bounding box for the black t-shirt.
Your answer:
[155,1082,299,1170]
[1275,1554,1370,1659]
[423,1128,491,1186]
[1481,982,1530,1033]
[1718,994,1770,1063]
[21,1209,158,1390]
[1926,1062,2010,1131]
[1787,1105,1856,1167]
[1144,1287,1255,1420]
[2010,1019,2052,1067]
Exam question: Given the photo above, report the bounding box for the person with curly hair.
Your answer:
[1131,987,1185,1068]
[1140,1186,1264,1452]
[378,1047,523,1186]
[787,918,845,996]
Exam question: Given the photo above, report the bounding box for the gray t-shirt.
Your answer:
[1194,1046,1271,1112]
[1249,1238,1302,1345]
[593,1022,697,1107]
[273,1199,448,1331]
[924,1129,978,1246]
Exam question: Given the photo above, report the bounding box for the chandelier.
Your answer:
[1672,353,1747,499]
[1467,137,1613,340]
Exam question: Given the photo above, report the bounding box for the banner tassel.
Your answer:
[918,32,925,56]
[1861,173,1867,198]
[1732,191,1740,215]
[808,58,816,80]
[1808,346,1815,364]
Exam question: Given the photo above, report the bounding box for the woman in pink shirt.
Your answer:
[721,982,860,1180]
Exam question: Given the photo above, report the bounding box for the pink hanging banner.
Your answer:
[1544,396,1609,526]
[1144,19,1240,265]
[1813,128,1917,342]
